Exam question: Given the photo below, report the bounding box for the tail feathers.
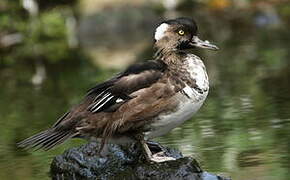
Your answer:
[17,129,78,151]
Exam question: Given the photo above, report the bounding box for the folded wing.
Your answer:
[18,60,168,150]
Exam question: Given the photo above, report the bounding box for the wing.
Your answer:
[54,60,167,127]
[85,60,167,113]
[17,60,167,150]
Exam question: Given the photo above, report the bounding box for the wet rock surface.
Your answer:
[50,142,231,180]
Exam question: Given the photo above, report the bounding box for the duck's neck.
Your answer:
[154,46,208,92]
[153,47,189,84]
[153,47,186,67]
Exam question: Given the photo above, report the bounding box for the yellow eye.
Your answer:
[178,30,185,35]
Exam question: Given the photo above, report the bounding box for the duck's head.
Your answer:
[154,17,218,51]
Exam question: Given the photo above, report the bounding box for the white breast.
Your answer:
[145,54,209,139]
[185,54,209,92]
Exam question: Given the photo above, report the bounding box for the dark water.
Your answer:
[1,11,290,180]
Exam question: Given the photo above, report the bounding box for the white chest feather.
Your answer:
[145,92,206,139]
[186,54,209,92]
[145,54,209,139]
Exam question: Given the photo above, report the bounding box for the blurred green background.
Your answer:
[1,0,290,179]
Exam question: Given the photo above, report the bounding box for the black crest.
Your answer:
[164,17,198,36]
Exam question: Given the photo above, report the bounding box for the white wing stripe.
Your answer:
[93,90,107,102]
[90,93,111,110]
[92,96,114,112]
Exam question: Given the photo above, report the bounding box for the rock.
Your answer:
[50,142,231,180]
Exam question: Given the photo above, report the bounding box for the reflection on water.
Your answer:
[1,4,290,180]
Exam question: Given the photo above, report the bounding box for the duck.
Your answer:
[18,17,218,162]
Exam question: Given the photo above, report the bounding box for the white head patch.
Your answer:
[154,23,169,41]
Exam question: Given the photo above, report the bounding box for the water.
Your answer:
[1,9,290,180]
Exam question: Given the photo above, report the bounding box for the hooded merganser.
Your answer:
[18,17,218,162]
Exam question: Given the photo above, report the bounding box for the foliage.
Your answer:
[0,0,79,66]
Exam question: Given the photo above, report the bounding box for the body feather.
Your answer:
[17,60,168,150]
